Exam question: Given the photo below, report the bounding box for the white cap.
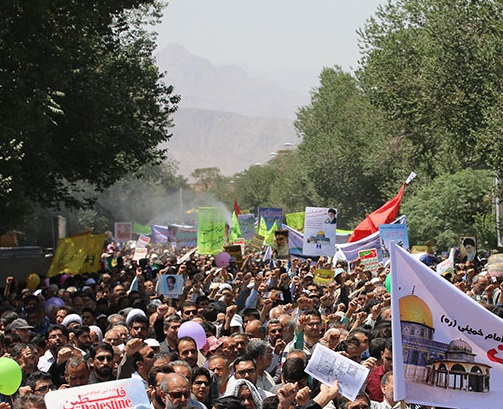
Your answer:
[126,308,147,326]
[62,314,82,327]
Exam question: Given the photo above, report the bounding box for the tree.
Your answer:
[0,1,180,233]
[190,168,223,192]
[401,169,494,250]
[294,67,412,227]
[358,0,503,176]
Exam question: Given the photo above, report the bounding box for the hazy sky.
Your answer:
[155,0,387,94]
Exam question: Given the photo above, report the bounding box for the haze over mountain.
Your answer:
[155,44,309,177]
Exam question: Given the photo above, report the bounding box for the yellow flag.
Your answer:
[47,231,92,277]
[258,216,269,238]
[80,233,105,274]
[264,221,278,245]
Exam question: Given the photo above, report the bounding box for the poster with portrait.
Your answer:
[459,236,477,263]
[157,274,184,298]
[302,207,337,257]
[45,378,150,409]
[114,222,132,242]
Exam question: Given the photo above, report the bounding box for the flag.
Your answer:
[197,207,226,255]
[132,221,152,236]
[80,233,105,273]
[390,242,503,408]
[285,212,305,232]
[228,211,242,242]
[47,231,93,277]
[234,198,241,217]
[348,182,406,242]
[264,221,278,245]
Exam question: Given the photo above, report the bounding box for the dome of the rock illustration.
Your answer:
[399,295,433,328]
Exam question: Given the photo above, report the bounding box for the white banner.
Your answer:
[390,242,503,408]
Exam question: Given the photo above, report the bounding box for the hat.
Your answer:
[334,268,345,277]
[62,314,83,327]
[147,299,163,309]
[126,308,147,326]
[7,318,34,331]
[89,325,103,342]
[202,335,224,355]
[85,278,96,286]
[370,277,380,285]
[303,273,314,279]
[218,283,233,293]
[229,257,237,263]
[96,314,108,321]
[145,338,160,348]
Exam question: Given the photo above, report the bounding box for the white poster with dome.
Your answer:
[390,242,503,409]
[302,207,337,257]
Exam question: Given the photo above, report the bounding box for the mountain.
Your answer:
[155,44,307,177]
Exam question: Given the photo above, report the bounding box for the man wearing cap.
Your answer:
[6,318,34,343]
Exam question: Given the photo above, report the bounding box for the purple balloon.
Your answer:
[214,252,231,268]
[44,297,65,312]
[177,321,207,349]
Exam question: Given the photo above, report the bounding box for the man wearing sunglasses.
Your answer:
[88,342,115,383]
[160,372,193,409]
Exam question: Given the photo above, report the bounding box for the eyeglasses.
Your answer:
[132,325,147,331]
[194,380,210,386]
[184,310,197,316]
[95,355,114,362]
[144,351,155,359]
[168,391,190,400]
[306,321,322,327]
[35,384,57,393]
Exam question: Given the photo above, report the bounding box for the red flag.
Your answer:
[348,183,406,242]
[233,198,241,217]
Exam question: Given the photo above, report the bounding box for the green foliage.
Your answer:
[401,169,493,250]
[295,67,412,227]
[0,0,179,233]
[358,0,503,176]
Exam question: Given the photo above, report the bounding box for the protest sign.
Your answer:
[197,207,226,255]
[45,378,149,409]
[358,248,380,275]
[306,344,369,401]
[390,242,503,408]
[302,207,337,257]
[157,274,184,298]
[314,269,335,286]
[114,222,132,242]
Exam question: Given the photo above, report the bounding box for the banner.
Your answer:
[250,234,265,251]
[45,377,149,409]
[258,207,283,230]
[152,224,169,244]
[286,212,305,232]
[114,222,132,242]
[79,233,105,274]
[132,221,152,236]
[47,231,92,277]
[238,214,256,240]
[168,224,197,248]
[390,242,503,408]
[302,207,337,257]
[228,211,242,243]
[334,215,406,263]
[379,223,410,259]
[197,207,226,255]
[314,269,335,286]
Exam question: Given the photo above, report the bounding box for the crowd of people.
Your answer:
[0,240,499,409]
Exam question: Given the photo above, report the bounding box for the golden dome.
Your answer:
[399,295,433,328]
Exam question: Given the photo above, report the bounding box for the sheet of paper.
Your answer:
[305,344,369,401]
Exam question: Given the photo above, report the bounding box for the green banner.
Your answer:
[133,221,152,236]
[285,212,305,232]
[197,207,226,255]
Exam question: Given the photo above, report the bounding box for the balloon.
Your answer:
[178,321,206,349]
[0,358,22,395]
[44,297,65,313]
[385,273,391,293]
[214,252,231,268]
[25,273,40,290]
